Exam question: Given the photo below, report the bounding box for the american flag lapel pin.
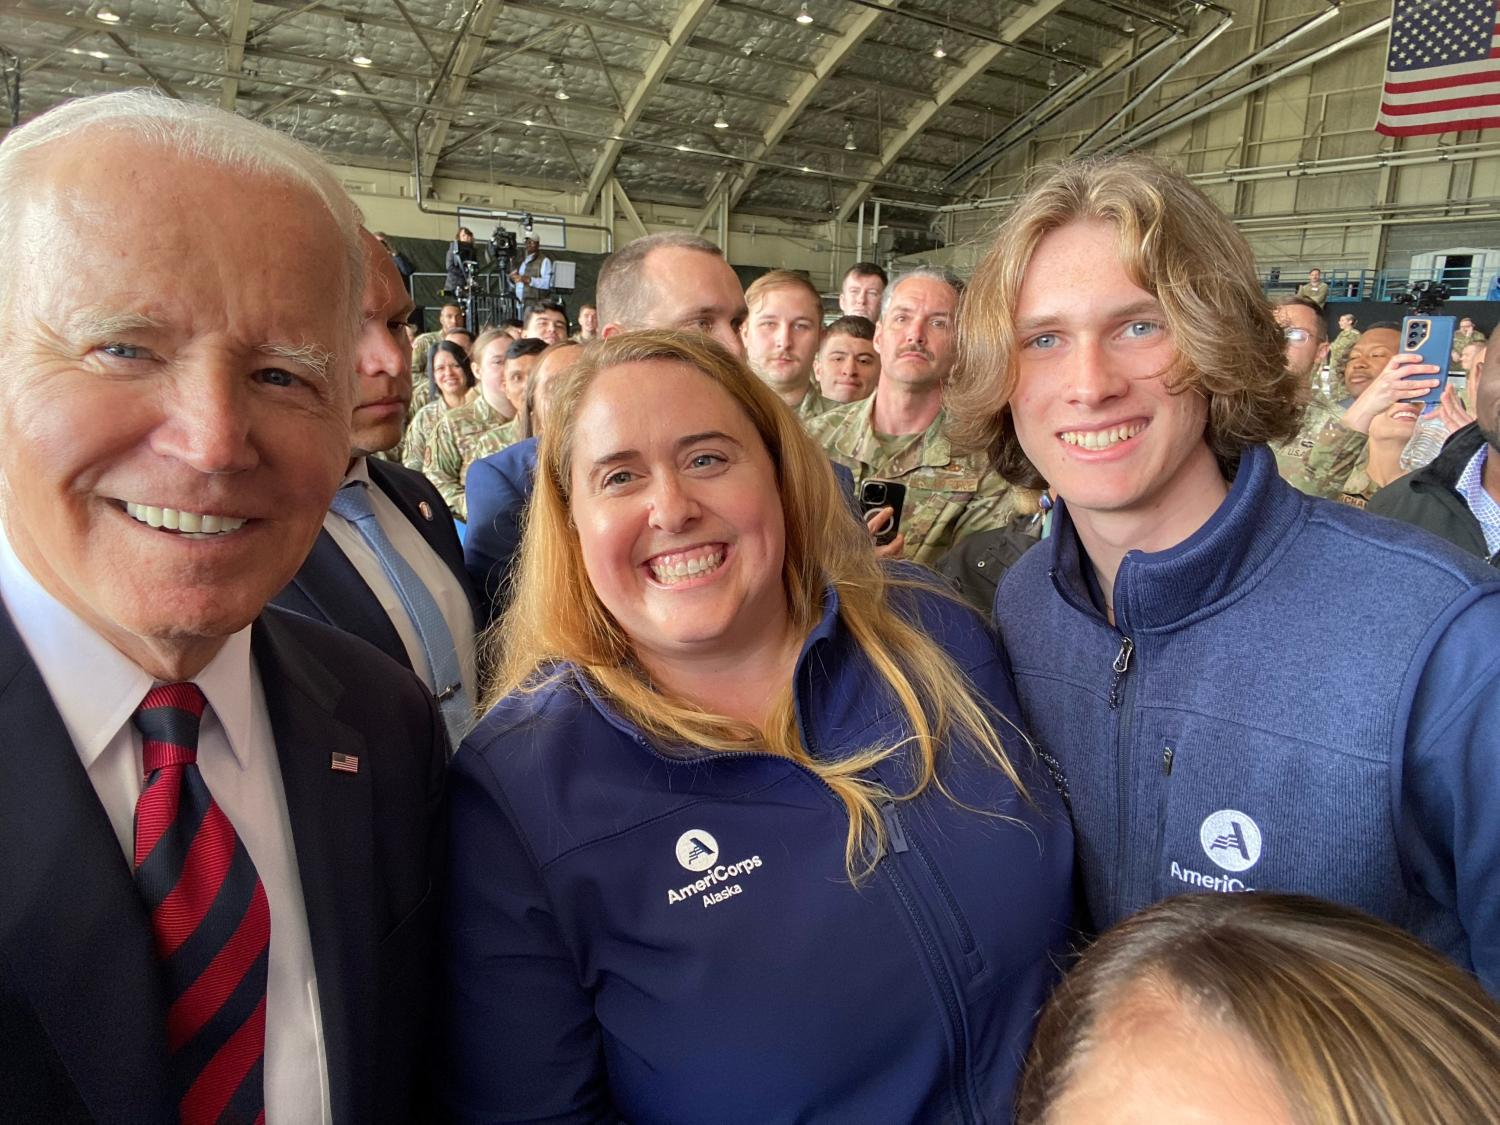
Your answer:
[418,501,434,521]
[330,751,360,774]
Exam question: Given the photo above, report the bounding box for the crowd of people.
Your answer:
[2,89,1498,1124]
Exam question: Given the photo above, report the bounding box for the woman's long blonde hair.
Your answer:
[484,329,1028,878]
[1017,894,1500,1125]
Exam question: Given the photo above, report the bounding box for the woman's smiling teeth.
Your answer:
[648,545,725,585]
[123,501,247,536]
[1060,422,1147,450]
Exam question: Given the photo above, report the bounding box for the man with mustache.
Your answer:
[742,270,834,421]
[807,268,1015,565]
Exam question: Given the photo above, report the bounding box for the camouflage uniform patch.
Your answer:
[805,398,1015,567]
[423,396,516,521]
[410,330,443,377]
[795,385,838,425]
[1277,396,1368,500]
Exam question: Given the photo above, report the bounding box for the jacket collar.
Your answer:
[1048,444,1302,633]
[1413,421,1487,492]
[571,586,844,749]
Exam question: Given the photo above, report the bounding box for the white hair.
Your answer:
[0,90,365,341]
[879,265,963,321]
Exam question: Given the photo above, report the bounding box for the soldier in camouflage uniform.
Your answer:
[410,301,463,379]
[1271,298,1332,485]
[1453,317,1487,362]
[741,270,837,424]
[423,337,542,520]
[805,268,1014,566]
[424,397,516,522]
[1328,312,1359,395]
[1281,325,1442,499]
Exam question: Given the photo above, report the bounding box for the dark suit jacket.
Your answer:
[463,437,539,625]
[0,605,446,1124]
[273,457,482,672]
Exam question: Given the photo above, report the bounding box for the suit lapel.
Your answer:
[0,608,173,1120]
[368,459,482,629]
[293,529,410,670]
[253,612,378,1125]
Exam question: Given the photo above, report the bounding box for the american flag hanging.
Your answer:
[1376,0,1500,136]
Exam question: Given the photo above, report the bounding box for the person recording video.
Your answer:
[445,226,478,295]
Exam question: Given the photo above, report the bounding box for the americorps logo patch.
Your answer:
[675,829,720,872]
[1199,809,1262,873]
[665,829,765,908]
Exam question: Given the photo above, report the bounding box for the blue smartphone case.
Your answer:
[1400,315,1455,407]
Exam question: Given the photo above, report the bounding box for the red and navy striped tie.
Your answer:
[133,682,270,1125]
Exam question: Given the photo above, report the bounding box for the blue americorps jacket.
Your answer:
[439,580,1074,1123]
[997,444,1500,993]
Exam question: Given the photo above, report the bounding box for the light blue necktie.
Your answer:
[329,480,473,750]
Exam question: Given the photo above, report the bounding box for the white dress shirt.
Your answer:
[512,250,553,302]
[0,524,332,1125]
[322,458,479,706]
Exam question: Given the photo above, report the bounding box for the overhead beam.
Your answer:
[19,29,89,77]
[834,0,1072,222]
[941,28,1187,189]
[693,5,884,231]
[105,31,182,99]
[421,0,505,181]
[219,0,253,111]
[581,0,719,212]
[609,177,650,239]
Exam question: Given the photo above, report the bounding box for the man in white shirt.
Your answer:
[274,231,482,747]
[0,92,443,1123]
[508,234,554,309]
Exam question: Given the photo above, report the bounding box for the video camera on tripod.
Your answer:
[490,212,532,278]
[1394,279,1451,315]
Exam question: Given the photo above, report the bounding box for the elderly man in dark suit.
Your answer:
[0,92,444,1123]
[274,231,482,748]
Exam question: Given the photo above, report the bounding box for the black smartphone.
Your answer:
[1400,315,1456,407]
[859,479,907,546]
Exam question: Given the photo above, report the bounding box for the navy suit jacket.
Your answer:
[0,604,446,1123]
[463,437,539,624]
[273,457,482,672]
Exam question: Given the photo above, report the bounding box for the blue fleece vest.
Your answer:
[997,444,1500,977]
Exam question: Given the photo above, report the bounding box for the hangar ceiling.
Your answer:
[4,0,1307,223]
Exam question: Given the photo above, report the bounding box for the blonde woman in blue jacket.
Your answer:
[439,330,1075,1123]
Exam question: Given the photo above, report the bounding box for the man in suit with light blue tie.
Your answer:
[273,231,484,750]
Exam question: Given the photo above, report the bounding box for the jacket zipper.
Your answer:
[883,802,981,961]
[1109,632,1137,922]
[625,679,980,1124]
[878,802,976,1125]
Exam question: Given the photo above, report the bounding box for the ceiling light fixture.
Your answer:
[88,49,110,59]
[351,50,373,67]
[843,118,857,151]
[1047,63,1058,87]
[933,38,947,59]
[554,87,570,100]
[795,2,814,25]
[1123,15,1135,32]
[714,96,729,128]
[95,6,121,23]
